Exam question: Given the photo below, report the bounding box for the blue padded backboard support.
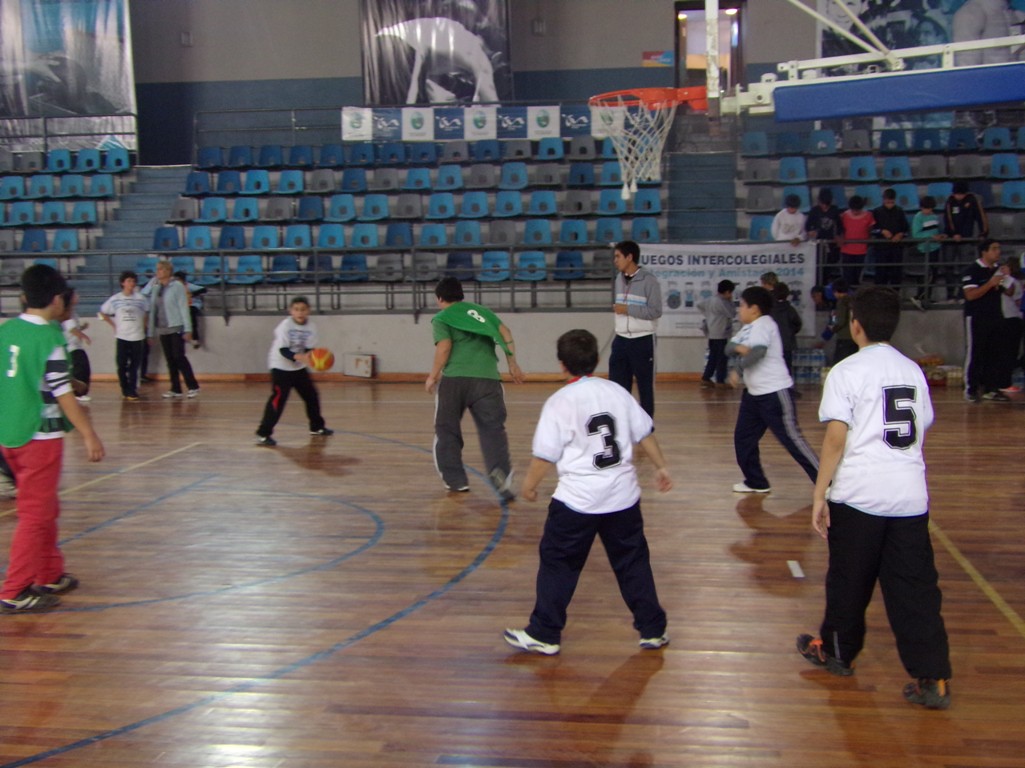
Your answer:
[773,63,1025,122]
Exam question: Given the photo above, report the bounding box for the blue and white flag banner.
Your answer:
[526,106,560,139]
[496,106,527,139]
[561,105,592,137]
[373,108,402,140]
[591,105,626,139]
[641,242,818,338]
[401,107,435,140]
[434,107,464,140]
[342,107,374,141]
[463,105,497,140]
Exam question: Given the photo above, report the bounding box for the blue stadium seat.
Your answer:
[338,253,369,282]
[325,194,357,222]
[882,156,913,181]
[459,191,489,218]
[218,225,247,250]
[854,184,882,210]
[445,251,475,281]
[554,251,586,280]
[8,201,36,226]
[228,197,260,223]
[527,190,557,216]
[377,142,406,165]
[567,162,595,187]
[523,219,553,245]
[775,131,804,155]
[226,145,253,169]
[295,196,324,222]
[536,137,565,160]
[493,190,522,218]
[969,180,994,207]
[403,167,432,191]
[498,162,528,190]
[515,251,547,281]
[103,145,131,172]
[214,170,241,195]
[184,226,213,250]
[558,219,588,245]
[633,188,662,214]
[185,171,211,196]
[418,223,448,248]
[251,225,281,249]
[600,138,617,159]
[284,223,313,249]
[241,170,270,195]
[925,181,952,201]
[350,223,379,248]
[597,188,627,216]
[408,142,438,164]
[741,131,769,156]
[70,200,97,225]
[472,140,501,162]
[779,156,808,183]
[982,126,1013,151]
[891,183,920,211]
[848,156,878,182]
[315,223,344,250]
[385,221,413,247]
[748,215,774,242]
[55,174,85,198]
[256,145,283,168]
[153,226,181,251]
[595,218,623,243]
[359,193,390,221]
[46,149,72,173]
[170,255,197,280]
[478,251,510,281]
[196,146,223,170]
[597,162,622,187]
[425,192,456,220]
[989,153,1022,179]
[304,253,335,282]
[453,220,483,246]
[783,184,811,211]
[0,176,25,200]
[193,255,226,286]
[631,217,661,243]
[25,175,54,199]
[135,255,158,280]
[947,128,978,151]
[229,254,264,285]
[195,196,228,223]
[807,130,837,155]
[435,164,464,191]
[267,254,300,284]
[288,145,315,168]
[878,129,908,153]
[318,144,345,168]
[39,201,65,224]
[999,181,1025,209]
[340,168,367,193]
[348,143,375,166]
[276,169,304,195]
[823,184,847,208]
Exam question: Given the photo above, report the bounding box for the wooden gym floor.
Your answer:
[0,380,1022,768]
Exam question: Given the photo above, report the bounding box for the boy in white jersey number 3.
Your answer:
[797,286,952,710]
[504,329,672,655]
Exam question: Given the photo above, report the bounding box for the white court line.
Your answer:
[0,442,203,520]
[787,560,805,579]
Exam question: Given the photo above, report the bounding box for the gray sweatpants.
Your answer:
[433,376,510,489]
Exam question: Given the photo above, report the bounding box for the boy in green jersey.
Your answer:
[0,265,104,613]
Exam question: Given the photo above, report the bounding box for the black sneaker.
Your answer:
[255,435,277,447]
[310,428,334,436]
[796,633,854,676]
[1,588,60,614]
[982,390,1010,402]
[36,573,78,595]
[903,678,950,710]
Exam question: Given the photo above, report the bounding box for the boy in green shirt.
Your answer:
[1,265,104,613]
[425,277,524,498]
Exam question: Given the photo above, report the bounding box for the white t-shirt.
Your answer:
[268,317,318,371]
[61,315,85,353]
[99,290,150,341]
[819,343,933,517]
[730,315,793,395]
[531,376,653,514]
[771,209,807,241]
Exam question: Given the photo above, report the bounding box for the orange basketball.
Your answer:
[308,347,335,372]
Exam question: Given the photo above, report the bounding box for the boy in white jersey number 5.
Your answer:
[797,286,952,710]
[504,329,672,655]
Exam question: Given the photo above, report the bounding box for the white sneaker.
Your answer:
[733,482,771,493]
[187,389,200,398]
[639,634,670,650]
[162,391,183,399]
[76,395,91,403]
[503,628,560,655]
[0,475,15,499]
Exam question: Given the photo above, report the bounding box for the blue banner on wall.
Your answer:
[496,106,527,139]
[561,105,592,137]
[372,108,402,140]
[434,107,464,140]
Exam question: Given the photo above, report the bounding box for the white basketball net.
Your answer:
[590,95,678,200]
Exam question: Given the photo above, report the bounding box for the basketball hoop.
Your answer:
[588,87,708,199]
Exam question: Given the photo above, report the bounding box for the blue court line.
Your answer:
[1,433,510,767]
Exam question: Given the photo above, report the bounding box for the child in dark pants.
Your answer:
[798,286,951,710]
[255,296,333,446]
[504,329,673,655]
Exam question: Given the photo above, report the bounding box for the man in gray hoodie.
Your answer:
[610,240,662,418]
[697,279,737,387]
